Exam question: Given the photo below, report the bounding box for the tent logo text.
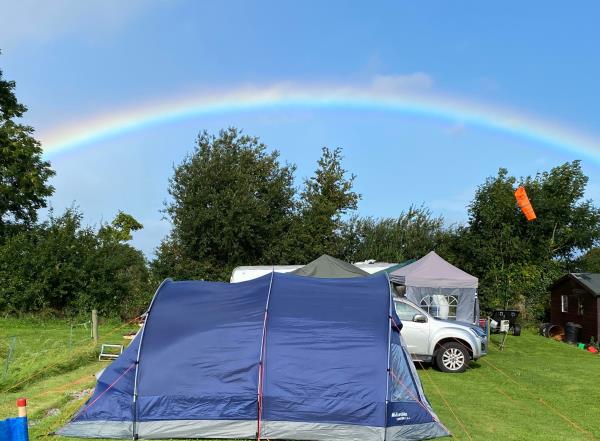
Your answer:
[391,411,411,421]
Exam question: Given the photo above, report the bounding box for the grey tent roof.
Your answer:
[552,273,600,296]
[373,259,416,275]
[388,251,478,288]
[292,255,369,278]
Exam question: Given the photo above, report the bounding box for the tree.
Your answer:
[0,64,55,237]
[289,147,359,261]
[339,206,448,263]
[449,161,600,318]
[0,208,151,318]
[154,128,296,281]
[578,248,600,273]
[91,213,153,318]
[98,211,144,243]
[527,162,600,260]
[0,58,151,318]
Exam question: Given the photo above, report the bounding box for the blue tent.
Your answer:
[59,273,449,440]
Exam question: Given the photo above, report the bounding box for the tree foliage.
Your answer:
[153,136,363,279]
[154,128,296,281]
[287,147,360,262]
[578,248,600,273]
[98,211,144,243]
[338,206,448,263]
[448,161,600,319]
[0,66,55,236]
[0,209,152,318]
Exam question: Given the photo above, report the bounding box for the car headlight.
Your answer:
[469,326,486,339]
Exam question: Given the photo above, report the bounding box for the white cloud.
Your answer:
[0,0,152,48]
[370,72,434,93]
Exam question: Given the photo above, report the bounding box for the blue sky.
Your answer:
[1,1,599,257]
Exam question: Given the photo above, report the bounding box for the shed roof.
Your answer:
[553,273,600,296]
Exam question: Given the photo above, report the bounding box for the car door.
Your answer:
[394,300,430,358]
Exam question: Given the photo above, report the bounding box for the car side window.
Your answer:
[394,301,420,322]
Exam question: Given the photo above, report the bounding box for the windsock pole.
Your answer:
[16,399,27,418]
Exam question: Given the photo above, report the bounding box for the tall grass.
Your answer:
[0,317,132,392]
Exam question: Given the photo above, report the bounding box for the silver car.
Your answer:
[394,298,487,373]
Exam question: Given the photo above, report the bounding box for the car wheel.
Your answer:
[435,342,469,373]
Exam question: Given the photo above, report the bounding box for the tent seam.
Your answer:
[256,270,275,441]
[384,273,393,441]
[131,278,172,440]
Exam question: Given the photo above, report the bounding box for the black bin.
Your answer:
[565,322,582,344]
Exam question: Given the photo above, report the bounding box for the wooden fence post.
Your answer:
[92,309,99,344]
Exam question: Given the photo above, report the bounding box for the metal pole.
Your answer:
[3,336,16,380]
[500,331,508,351]
[256,270,275,441]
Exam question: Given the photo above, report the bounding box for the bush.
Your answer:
[0,209,152,318]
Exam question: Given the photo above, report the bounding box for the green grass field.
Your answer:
[419,332,600,441]
[1,319,599,441]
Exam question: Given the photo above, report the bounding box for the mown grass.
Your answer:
[420,331,600,441]
[1,320,599,441]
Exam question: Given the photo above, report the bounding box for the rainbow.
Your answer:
[40,84,600,164]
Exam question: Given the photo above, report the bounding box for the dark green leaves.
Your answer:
[0,209,152,318]
[0,67,54,235]
[449,161,600,318]
[155,128,297,281]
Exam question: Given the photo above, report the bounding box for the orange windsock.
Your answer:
[514,186,536,221]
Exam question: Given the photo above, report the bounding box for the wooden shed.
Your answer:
[550,273,600,343]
